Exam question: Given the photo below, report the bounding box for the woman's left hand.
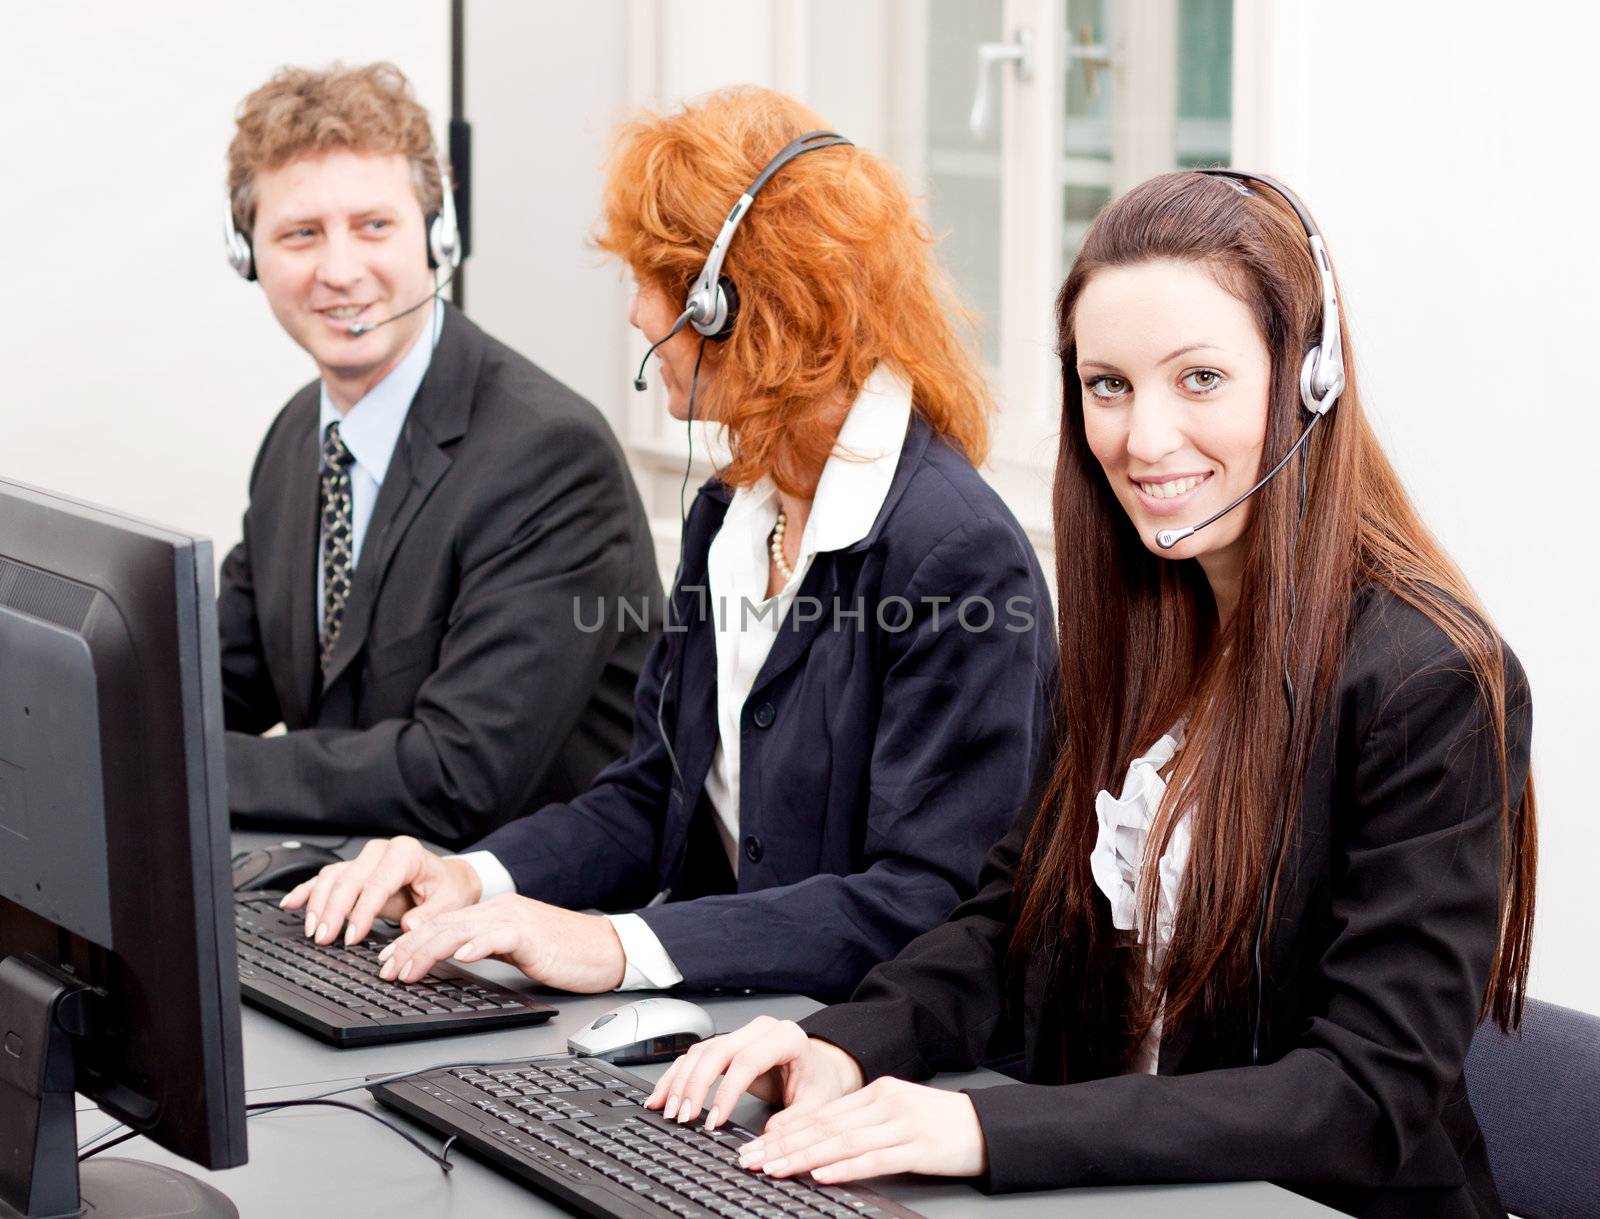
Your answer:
[736,1077,987,1184]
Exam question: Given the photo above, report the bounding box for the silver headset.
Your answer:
[223,153,461,282]
[1195,168,1345,416]
[630,129,852,391]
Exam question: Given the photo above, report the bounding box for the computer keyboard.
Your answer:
[370,1055,924,1219]
[234,894,557,1046]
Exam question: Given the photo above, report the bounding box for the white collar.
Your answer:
[721,362,913,561]
[316,300,443,482]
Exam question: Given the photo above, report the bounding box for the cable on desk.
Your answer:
[245,1099,456,1172]
[77,1128,142,1162]
[76,1052,569,1156]
[248,1050,570,1113]
[78,1100,458,1175]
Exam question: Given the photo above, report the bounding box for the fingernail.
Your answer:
[453,942,475,961]
[377,944,394,962]
[344,926,358,946]
[399,961,416,982]
[378,960,396,980]
[278,894,291,908]
[304,913,317,936]
[765,1157,790,1175]
[704,1107,720,1130]
[663,1098,679,1121]
[316,922,330,942]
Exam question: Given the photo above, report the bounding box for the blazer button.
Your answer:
[743,835,764,864]
[752,702,776,728]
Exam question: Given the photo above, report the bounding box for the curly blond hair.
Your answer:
[595,87,993,496]
[227,62,442,236]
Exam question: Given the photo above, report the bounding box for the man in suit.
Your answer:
[218,63,659,848]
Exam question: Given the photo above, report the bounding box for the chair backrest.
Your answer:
[1464,997,1600,1219]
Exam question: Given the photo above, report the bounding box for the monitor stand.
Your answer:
[0,956,237,1219]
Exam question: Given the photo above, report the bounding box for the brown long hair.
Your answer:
[1012,172,1537,1071]
[594,87,992,496]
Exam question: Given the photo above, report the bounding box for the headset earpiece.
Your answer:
[707,277,739,342]
[223,198,255,282]
[428,153,463,271]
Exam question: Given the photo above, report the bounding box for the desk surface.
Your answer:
[79,833,1340,1216]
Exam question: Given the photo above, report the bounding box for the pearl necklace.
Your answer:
[768,508,795,583]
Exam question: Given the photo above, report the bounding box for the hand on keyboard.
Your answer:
[740,1075,987,1185]
[645,1015,863,1131]
[281,836,483,947]
[376,892,628,993]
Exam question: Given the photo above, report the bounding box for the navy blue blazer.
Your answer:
[473,416,1057,999]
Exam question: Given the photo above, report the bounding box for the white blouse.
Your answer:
[1088,728,1189,1074]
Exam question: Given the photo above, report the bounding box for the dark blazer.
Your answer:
[802,587,1534,1218]
[218,306,661,848]
[473,416,1058,1000]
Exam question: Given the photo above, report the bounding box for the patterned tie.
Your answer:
[319,421,357,672]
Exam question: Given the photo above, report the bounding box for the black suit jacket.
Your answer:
[219,306,661,847]
[802,587,1533,1218]
[473,416,1059,999]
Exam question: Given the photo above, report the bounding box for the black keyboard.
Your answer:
[234,894,557,1046]
[370,1055,924,1219]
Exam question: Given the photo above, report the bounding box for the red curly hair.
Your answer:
[595,87,993,496]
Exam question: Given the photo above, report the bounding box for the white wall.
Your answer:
[463,1,631,428]
[1235,1,1600,1012]
[0,1,448,560]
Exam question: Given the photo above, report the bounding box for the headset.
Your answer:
[223,152,462,283]
[633,128,854,801]
[631,129,853,391]
[1152,169,1344,552]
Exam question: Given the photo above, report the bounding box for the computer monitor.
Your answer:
[0,477,246,1218]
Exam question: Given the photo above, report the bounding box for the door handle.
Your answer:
[969,29,1034,138]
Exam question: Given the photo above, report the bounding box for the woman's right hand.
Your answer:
[645,1016,865,1132]
[278,836,483,947]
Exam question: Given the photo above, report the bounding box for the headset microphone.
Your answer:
[347,267,455,337]
[632,308,694,391]
[1154,410,1326,550]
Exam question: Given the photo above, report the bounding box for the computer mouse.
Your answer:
[232,841,345,893]
[567,998,716,1065]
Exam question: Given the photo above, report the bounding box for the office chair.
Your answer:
[1464,997,1600,1219]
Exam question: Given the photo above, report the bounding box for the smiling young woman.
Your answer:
[647,171,1538,1219]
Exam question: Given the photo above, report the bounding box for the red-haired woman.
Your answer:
[282,88,1055,1002]
[649,171,1537,1219]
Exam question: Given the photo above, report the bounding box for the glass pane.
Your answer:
[1062,0,1114,270]
[1176,0,1232,167]
[924,0,1004,366]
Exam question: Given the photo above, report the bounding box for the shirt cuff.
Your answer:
[453,850,517,900]
[605,913,685,991]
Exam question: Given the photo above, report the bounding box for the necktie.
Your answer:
[319,422,357,672]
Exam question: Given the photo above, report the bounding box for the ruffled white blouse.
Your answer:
[1088,728,1188,1074]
